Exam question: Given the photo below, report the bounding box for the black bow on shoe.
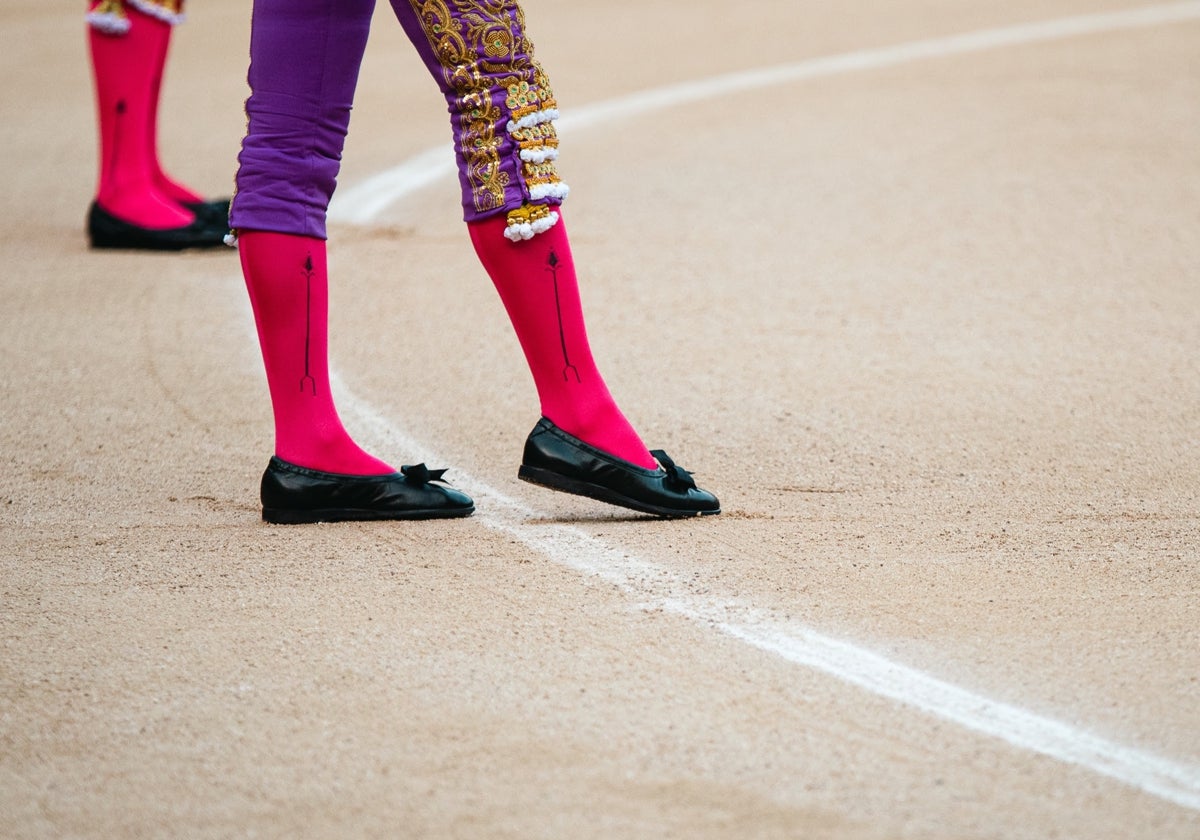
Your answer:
[400,463,450,485]
[649,449,697,492]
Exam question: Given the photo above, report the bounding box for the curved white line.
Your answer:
[333,371,1200,812]
[320,1,1200,810]
[328,1,1200,225]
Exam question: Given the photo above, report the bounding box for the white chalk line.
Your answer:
[321,2,1200,811]
[333,373,1200,811]
[328,1,1200,226]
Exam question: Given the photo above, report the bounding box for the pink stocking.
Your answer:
[239,231,394,476]
[87,6,193,228]
[469,212,657,470]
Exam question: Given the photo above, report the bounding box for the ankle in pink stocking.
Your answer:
[468,211,657,470]
[239,231,394,476]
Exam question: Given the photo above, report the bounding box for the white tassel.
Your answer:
[223,232,238,247]
[503,223,533,242]
[503,210,559,242]
[505,108,560,135]
[86,12,131,34]
[519,147,559,164]
[531,210,559,235]
[529,182,570,202]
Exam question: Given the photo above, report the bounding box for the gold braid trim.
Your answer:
[405,0,564,214]
[407,0,523,212]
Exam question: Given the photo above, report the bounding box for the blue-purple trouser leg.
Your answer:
[230,0,566,240]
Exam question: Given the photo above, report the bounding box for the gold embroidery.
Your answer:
[531,61,558,115]
[505,80,537,123]
[90,0,125,16]
[511,122,559,160]
[405,0,564,214]
[141,0,183,15]
[523,161,558,188]
[90,0,127,17]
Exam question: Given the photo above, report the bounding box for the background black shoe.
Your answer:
[519,418,721,518]
[183,198,231,229]
[87,201,228,251]
[260,456,475,524]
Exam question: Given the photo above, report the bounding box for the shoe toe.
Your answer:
[439,485,475,511]
[684,486,720,515]
[395,478,474,513]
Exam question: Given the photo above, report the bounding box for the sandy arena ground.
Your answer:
[2,1,1199,837]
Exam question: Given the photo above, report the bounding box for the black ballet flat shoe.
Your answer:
[87,201,228,251]
[260,456,475,524]
[518,418,721,518]
[183,198,231,228]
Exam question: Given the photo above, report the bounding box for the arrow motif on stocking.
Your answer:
[546,249,580,383]
[300,253,316,395]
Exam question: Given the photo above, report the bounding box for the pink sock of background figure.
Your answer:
[239,231,394,476]
[145,16,204,207]
[468,212,658,470]
[87,7,193,229]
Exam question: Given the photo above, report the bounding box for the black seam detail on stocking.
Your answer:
[546,249,580,382]
[300,253,316,395]
[106,99,127,189]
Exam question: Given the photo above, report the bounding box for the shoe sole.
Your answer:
[262,505,474,524]
[89,233,225,251]
[518,465,720,518]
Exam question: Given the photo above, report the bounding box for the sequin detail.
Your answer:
[405,0,567,232]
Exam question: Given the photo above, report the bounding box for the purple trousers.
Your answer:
[229,0,567,239]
